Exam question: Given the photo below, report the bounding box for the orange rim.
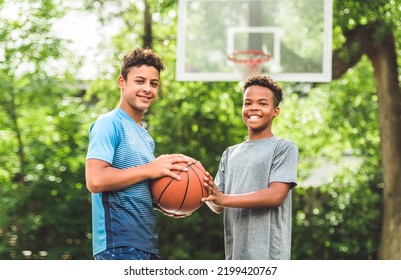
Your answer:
[228,50,271,65]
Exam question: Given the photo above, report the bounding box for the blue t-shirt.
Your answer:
[86,108,158,256]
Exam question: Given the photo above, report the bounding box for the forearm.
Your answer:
[86,154,191,193]
[220,192,276,208]
[220,184,290,209]
[203,174,289,210]
[86,163,151,193]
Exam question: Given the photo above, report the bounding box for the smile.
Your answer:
[137,94,152,101]
[248,115,261,119]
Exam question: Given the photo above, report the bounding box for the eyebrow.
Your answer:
[243,98,270,102]
[134,75,160,82]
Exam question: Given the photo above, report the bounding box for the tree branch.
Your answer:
[332,23,378,79]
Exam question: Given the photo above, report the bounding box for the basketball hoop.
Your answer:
[228,50,271,79]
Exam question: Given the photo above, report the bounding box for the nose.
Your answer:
[142,82,152,93]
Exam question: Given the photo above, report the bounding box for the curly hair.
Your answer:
[120,48,165,80]
[243,75,283,106]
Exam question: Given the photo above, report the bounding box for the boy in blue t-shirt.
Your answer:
[86,48,191,260]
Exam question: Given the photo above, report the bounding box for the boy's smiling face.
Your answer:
[118,65,160,123]
[242,85,280,138]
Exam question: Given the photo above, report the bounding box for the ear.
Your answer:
[273,106,280,117]
[117,75,125,90]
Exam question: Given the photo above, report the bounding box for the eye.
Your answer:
[151,82,159,88]
[135,79,144,84]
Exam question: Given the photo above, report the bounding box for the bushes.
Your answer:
[292,161,382,260]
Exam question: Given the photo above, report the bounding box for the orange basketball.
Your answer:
[151,161,208,215]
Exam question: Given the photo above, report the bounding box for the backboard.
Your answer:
[176,0,333,82]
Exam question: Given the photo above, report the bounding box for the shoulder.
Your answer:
[88,110,125,145]
[227,142,242,151]
[274,137,299,157]
[95,109,121,125]
[276,137,297,149]
[90,109,122,131]
[222,142,242,156]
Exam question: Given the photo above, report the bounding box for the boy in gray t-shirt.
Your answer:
[203,75,298,260]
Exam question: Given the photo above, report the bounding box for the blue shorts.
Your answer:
[94,247,161,260]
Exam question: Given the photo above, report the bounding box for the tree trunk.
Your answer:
[365,26,401,260]
[143,0,153,49]
[333,22,401,259]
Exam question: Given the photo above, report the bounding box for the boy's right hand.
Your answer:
[148,154,191,181]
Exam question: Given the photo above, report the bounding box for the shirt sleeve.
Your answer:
[215,148,228,193]
[86,115,119,165]
[269,139,298,188]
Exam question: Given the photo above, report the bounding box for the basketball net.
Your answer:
[228,50,271,79]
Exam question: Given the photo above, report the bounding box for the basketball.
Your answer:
[151,161,208,215]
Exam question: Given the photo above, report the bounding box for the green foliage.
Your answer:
[0,0,92,259]
[335,0,401,29]
[288,59,382,259]
[156,207,225,260]
[1,0,398,260]
[0,79,93,259]
[292,160,382,259]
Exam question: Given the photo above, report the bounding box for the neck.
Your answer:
[247,129,273,141]
[119,105,144,125]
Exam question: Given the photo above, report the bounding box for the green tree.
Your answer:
[332,0,401,259]
[1,0,396,260]
[279,59,382,259]
[0,0,91,259]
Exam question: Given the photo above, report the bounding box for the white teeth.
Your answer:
[249,115,260,119]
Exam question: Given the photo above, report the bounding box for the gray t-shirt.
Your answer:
[215,136,298,260]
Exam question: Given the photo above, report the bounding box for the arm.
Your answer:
[86,154,192,193]
[202,172,291,210]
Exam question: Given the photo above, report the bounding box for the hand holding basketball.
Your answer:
[202,172,224,214]
[148,154,191,181]
[151,160,208,216]
[202,172,223,203]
